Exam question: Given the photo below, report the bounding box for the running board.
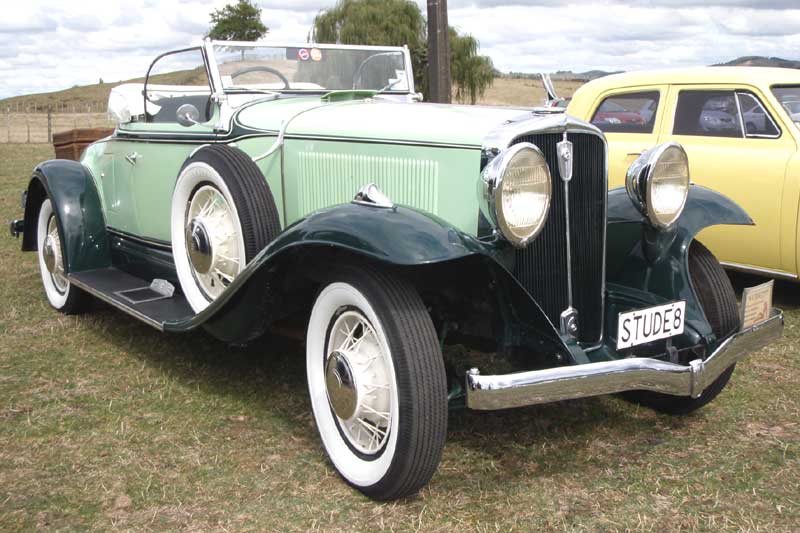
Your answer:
[70,268,194,330]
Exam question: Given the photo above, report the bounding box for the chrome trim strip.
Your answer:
[736,91,782,139]
[107,227,172,251]
[720,261,798,280]
[69,275,165,331]
[734,89,747,137]
[465,308,783,410]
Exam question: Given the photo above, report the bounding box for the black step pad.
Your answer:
[70,268,194,329]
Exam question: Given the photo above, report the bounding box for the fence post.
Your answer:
[5,107,9,143]
[47,105,53,143]
[26,116,30,144]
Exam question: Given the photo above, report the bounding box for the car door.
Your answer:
[663,85,794,273]
[587,87,666,188]
[105,47,218,243]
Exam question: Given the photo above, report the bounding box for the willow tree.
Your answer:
[450,29,495,104]
[312,0,494,103]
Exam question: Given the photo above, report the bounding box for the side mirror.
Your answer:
[176,104,200,127]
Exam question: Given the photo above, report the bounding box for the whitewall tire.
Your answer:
[36,199,88,313]
[306,267,447,500]
[171,146,280,313]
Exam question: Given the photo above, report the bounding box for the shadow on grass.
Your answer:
[84,300,686,486]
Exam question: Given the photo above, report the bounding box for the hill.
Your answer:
[0,69,208,113]
[715,56,800,69]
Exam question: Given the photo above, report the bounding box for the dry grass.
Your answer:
[476,78,585,107]
[0,144,798,531]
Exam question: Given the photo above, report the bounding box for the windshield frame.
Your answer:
[205,39,415,96]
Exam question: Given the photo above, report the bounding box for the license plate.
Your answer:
[617,301,685,349]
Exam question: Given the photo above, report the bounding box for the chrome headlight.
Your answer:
[481,143,552,247]
[626,142,690,228]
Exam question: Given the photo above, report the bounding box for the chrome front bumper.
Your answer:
[466,308,783,410]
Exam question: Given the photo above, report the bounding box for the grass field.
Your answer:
[1,144,798,531]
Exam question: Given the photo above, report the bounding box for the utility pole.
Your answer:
[427,0,451,103]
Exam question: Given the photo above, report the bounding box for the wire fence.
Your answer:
[3,101,107,114]
[1,111,115,144]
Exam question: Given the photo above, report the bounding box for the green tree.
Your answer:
[450,29,494,104]
[208,0,268,42]
[312,0,494,103]
[313,0,427,93]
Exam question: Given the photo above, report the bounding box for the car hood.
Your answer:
[235,96,532,147]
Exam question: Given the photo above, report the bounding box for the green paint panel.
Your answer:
[237,96,527,146]
[282,139,482,235]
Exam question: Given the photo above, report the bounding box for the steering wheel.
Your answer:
[230,66,290,89]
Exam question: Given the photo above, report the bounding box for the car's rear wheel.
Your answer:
[623,240,740,414]
[36,199,89,314]
[306,266,447,500]
[171,145,280,312]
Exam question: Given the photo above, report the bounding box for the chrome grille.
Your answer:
[510,132,606,343]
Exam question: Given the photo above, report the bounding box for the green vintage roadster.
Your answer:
[10,40,784,500]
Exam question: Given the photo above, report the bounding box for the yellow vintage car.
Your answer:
[568,67,800,279]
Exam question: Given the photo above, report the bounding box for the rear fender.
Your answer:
[21,160,110,273]
[606,185,752,343]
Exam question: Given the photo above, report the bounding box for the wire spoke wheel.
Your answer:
[325,310,393,455]
[171,146,280,313]
[185,184,243,300]
[45,214,69,293]
[306,268,447,501]
[35,197,89,314]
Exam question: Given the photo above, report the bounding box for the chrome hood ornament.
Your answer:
[557,132,573,182]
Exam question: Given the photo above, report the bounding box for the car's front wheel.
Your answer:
[306,267,447,500]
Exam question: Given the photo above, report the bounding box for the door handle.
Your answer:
[125,152,140,165]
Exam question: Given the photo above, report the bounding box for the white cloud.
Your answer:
[0,0,799,98]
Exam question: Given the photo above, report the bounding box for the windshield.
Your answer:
[212,44,411,93]
[772,86,800,127]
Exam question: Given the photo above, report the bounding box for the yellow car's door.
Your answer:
[662,84,794,274]
[575,86,666,188]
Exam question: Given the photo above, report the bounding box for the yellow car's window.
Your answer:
[674,89,780,139]
[674,90,741,138]
[738,92,780,138]
[590,91,660,134]
[772,85,800,129]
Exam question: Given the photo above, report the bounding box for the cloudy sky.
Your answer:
[1,0,799,98]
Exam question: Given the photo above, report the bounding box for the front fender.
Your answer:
[22,160,110,273]
[169,203,568,358]
[172,203,507,338]
[606,185,752,343]
[269,203,498,265]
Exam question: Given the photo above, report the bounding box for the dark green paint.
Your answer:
[22,160,110,273]
[606,185,753,347]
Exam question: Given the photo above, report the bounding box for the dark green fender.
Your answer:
[605,185,752,347]
[178,203,571,358]
[21,160,110,272]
